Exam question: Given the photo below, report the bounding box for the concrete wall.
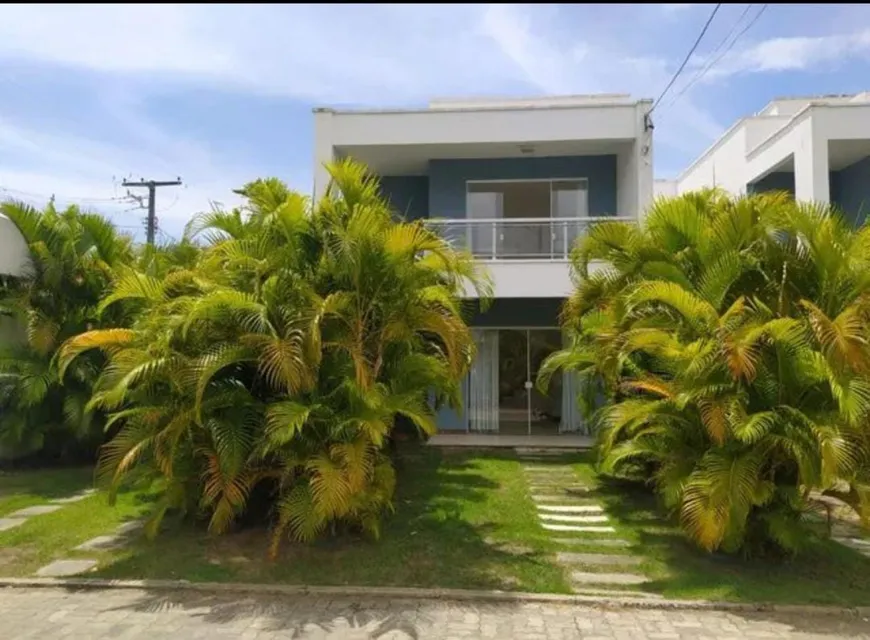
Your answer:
[379,175,430,221]
[0,215,31,277]
[677,127,748,196]
[428,156,618,219]
[654,179,678,199]
[831,155,870,225]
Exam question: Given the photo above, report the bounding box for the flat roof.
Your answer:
[314,94,652,115]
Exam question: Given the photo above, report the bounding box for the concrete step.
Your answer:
[552,537,631,547]
[570,571,648,587]
[540,513,609,524]
[537,504,603,514]
[531,493,595,503]
[556,552,642,567]
[542,523,617,533]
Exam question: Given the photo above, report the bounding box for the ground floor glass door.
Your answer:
[464,327,587,435]
[487,329,563,436]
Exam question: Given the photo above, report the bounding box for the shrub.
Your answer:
[540,190,870,556]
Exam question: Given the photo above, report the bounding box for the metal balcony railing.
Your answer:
[426,216,634,260]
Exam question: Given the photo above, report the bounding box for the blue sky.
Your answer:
[2,3,870,239]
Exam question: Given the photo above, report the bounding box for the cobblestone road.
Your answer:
[1,587,868,639]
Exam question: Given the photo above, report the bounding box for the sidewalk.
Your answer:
[1,585,867,639]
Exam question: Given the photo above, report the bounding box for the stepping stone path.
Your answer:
[8,505,63,517]
[0,489,96,535]
[33,519,144,577]
[0,486,144,579]
[516,449,657,597]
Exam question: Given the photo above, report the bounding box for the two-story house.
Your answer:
[313,95,654,445]
[670,93,870,225]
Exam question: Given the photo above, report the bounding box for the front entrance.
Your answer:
[464,328,586,435]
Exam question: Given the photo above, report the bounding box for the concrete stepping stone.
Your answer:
[556,552,642,567]
[0,518,27,532]
[540,513,609,524]
[570,571,648,586]
[523,466,574,472]
[839,537,870,547]
[543,523,616,533]
[537,504,603,513]
[50,489,96,505]
[74,534,126,551]
[116,520,145,535]
[531,493,594,502]
[35,559,98,577]
[553,537,631,547]
[529,484,591,491]
[9,505,62,517]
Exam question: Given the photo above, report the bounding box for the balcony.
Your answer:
[426,216,633,299]
[426,216,632,260]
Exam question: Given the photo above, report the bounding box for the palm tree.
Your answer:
[0,200,133,462]
[60,159,490,551]
[540,189,870,556]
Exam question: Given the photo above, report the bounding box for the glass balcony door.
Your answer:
[465,179,589,259]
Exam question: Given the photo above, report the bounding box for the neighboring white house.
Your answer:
[312,94,654,440]
[0,214,30,278]
[674,93,870,224]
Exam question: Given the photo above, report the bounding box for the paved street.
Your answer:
[0,587,868,639]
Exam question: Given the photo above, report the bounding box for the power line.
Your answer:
[122,178,182,246]
[665,4,768,108]
[0,185,128,205]
[649,3,723,114]
[664,4,753,109]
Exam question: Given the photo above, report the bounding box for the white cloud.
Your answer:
[0,113,255,239]
[3,4,870,208]
[704,29,870,79]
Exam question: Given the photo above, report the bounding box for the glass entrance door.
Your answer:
[497,329,529,436]
[495,329,563,436]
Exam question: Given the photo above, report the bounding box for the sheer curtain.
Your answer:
[468,329,499,433]
[559,331,587,434]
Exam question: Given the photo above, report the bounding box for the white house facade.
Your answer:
[313,95,654,441]
[675,93,870,225]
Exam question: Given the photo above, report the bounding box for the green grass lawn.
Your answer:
[0,468,157,576]
[0,466,93,517]
[1,447,870,607]
[567,461,870,607]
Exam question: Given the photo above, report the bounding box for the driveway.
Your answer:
[0,586,867,639]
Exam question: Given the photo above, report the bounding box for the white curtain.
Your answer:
[468,329,500,433]
[559,331,587,434]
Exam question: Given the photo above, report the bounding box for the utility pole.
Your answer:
[122,178,182,245]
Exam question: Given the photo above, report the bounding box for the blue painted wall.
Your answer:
[379,175,429,221]
[428,156,618,219]
[747,172,795,196]
[831,156,870,226]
